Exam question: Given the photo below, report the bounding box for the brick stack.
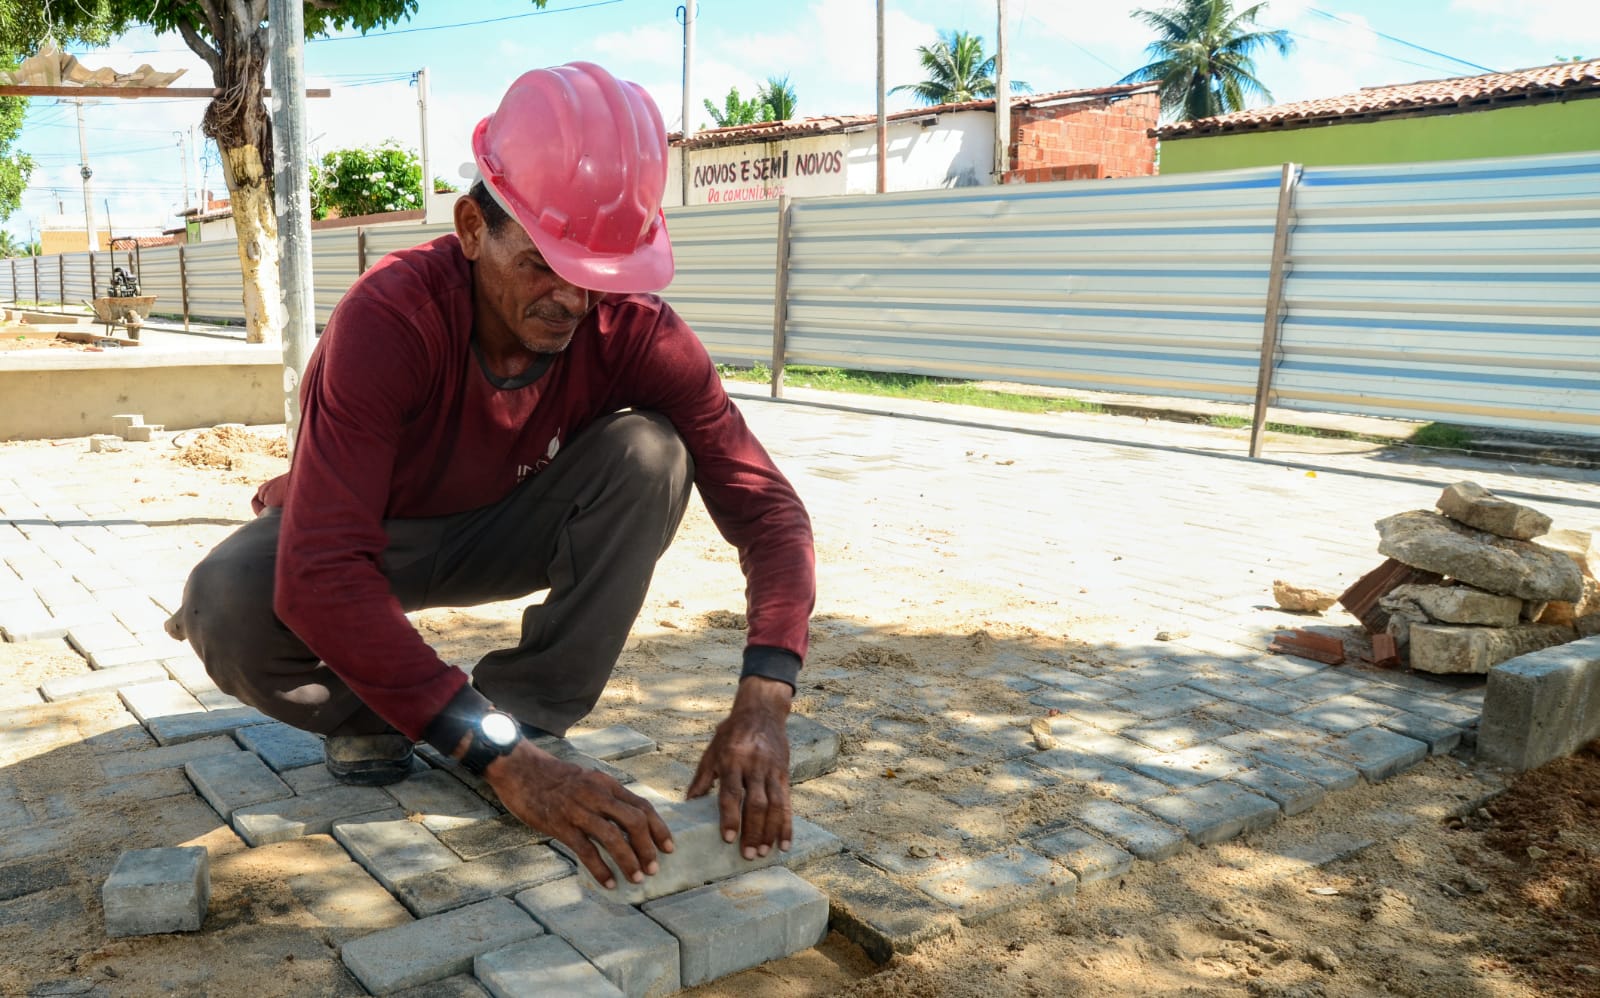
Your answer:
[1344,481,1597,674]
[1000,90,1160,185]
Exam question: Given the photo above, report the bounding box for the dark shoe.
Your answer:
[324,733,415,786]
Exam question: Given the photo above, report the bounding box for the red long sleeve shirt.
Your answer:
[255,234,815,740]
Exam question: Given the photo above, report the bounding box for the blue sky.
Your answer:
[8,0,1597,240]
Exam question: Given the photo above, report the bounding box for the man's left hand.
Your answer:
[687,675,793,859]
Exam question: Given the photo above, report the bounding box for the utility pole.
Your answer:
[414,67,431,210]
[75,99,97,251]
[190,125,200,209]
[680,0,695,206]
[269,0,316,452]
[175,131,191,214]
[876,0,887,194]
[994,0,1010,183]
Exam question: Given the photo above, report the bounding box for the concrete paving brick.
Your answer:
[1183,674,1311,715]
[102,846,209,937]
[281,763,339,794]
[193,688,249,711]
[1024,825,1133,884]
[1217,734,1363,790]
[65,620,139,658]
[783,815,846,868]
[565,725,657,762]
[1287,695,1395,735]
[1120,714,1238,753]
[1275,668,1382,703]
[333,814,463,893]
[1132,744,1252,788]
[516,875,680,997]
[437,814,550,862]
[384,770,499,833]
[1141,782,1280,845]
[391,976,491,998]
[1074,798,1187,861]
[117,680,204,726]
[612,753,695,796]
[341,896,543,995]
[39,663,167,701]
[1198,700,1328,743]
[185,751,293,818]
[235,722,325,773]
[943,720,1036,761]
[1320,727,1429,782]
[1052,702,1144,733]
[916,847,1072,924]
[555,793,791,904]
[476,935,624,998]
[146,705,274,746]
[941,759,1060,808]
[1230,765,1326,816]
[87,644,175,671]
[279,836,413,945]
[642,867,828,987]
[98,735,242,778]
[1025,746,1110,781]
[799,854,960,963]
[398,844,571,918]
[233,785,395,846]
[1108,684,1218,720]
[1048,726,1150,769]
[530,738,637,785]
[1086,765,1170,804]
[1240,652,1327,682]
[0,614,73,642]
[0,856,71,902]
[1357,682,1480,728]
[161,655,220,696]
[1379,709,1464,755]
[786,714,843,782]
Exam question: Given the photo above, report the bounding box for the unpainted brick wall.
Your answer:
[1001,91,1160,185]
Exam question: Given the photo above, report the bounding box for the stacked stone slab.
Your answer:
[1373,482,1594,674]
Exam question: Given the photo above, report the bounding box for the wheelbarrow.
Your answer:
[90,294,157,340]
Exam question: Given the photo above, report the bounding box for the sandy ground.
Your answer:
[1,423,1597,998]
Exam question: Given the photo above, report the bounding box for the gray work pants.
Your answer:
[177,411,693,739]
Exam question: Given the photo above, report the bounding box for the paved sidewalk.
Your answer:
[1,392,1596,991]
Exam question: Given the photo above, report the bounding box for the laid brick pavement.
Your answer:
[1,393,1596,992]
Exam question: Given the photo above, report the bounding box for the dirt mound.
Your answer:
[174,425,289,471]
[835,644,915,670]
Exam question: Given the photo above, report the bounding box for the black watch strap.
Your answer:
[459,711,520,776]
[422,683,497,758]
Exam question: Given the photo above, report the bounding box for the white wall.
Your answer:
[845,110,994,195]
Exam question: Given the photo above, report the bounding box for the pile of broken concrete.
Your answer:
[1344,482,1598,675]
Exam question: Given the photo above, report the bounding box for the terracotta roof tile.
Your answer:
[672,81,1157,148]
[1156,58,1600,138]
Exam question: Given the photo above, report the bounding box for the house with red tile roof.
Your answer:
[1155,58,1600,173]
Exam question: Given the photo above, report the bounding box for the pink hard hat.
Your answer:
[471,62,674,294]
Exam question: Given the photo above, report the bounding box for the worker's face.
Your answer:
[459,199,595,355]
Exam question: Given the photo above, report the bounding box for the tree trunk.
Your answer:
[219,143,281,344]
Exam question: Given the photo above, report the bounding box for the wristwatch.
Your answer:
[458,709,522,775]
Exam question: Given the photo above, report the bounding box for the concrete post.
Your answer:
[269,0,317,452]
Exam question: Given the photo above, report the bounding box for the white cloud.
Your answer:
[1448,0,1600,51]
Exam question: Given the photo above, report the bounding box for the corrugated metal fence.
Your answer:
[6,150,1597,443]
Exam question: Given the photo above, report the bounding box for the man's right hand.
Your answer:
[482,740,674,889]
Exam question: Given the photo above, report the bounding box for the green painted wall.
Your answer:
[1159,98,1600,173]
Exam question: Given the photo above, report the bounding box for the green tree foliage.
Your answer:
[0,79,32,224]
[891,29,1030,107]
[757,75,797,120]
[310,142,423,220]
[1120,0,1293,121]
[703,86,763,128]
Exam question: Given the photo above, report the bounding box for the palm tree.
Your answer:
[758,75,798,121]
[891,29,1030,107]
[1120,0,1293,121]
[0,231,19,259]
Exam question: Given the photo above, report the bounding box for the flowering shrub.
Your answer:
[310,143,425,220]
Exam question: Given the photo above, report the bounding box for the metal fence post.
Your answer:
[88,249,98,302]
[57,258,66,311]
[769,195,793,399]
[8,258,14,303]
[1248,162,1303,459]
[357,226,368,274]
[32,255,39,306]
[178,244,191,331]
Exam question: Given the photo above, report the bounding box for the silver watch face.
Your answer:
[480,711,519,748]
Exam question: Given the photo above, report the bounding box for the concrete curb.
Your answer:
[1477,636,1600,770]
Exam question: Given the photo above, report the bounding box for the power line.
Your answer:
[1307,7,1498,75]
[1285,29,1468,79]
[307,0,626,42]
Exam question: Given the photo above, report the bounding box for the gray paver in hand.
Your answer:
[916,847,1072,925]
[39,663,166,702]
[1075,798,1187,861]
[341,896,543,996]
[233,785,395,846]
[98,736,242,779]
[235,722,325,773]
[798,854,960,964]
[1024,825,1134,884]
[641,867,828,988]
[476,935,624,998]
[185,751,292,819]
[384,770,499,833]
[1141,781,1280,845]
[1230,764,1326,816]
[564,724,657,762]
[102,846,209,937]
[398,843,571,918]
[782,815,846,868]
[333,813,462,893]
[1319,727,1429,782]
[517,875,680,998]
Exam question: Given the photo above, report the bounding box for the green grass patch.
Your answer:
[717,364,1104,415]
[1409,422,1474,450]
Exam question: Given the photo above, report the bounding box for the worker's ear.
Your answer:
[455,194,486,261]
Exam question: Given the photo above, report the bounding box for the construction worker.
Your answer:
[172,62,815,891]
